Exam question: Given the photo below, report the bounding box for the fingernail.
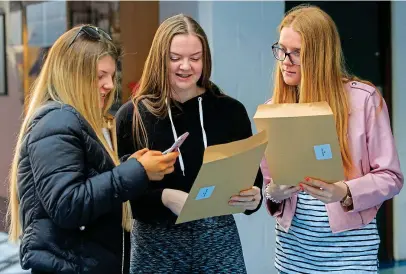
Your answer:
[299,183,304,191]
[305,177,310,182]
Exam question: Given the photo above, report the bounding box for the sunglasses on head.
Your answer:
[68,25,112,48]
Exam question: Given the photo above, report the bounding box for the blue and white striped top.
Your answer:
[275,191,380,274]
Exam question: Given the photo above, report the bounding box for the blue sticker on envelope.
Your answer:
[196,186,215,200]
[314,144,333,160]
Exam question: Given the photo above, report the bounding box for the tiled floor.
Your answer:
[380,261,406,274]
[0,230,405,273]
[0,233,29,274]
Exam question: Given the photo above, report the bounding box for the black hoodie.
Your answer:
[115,87,263,225]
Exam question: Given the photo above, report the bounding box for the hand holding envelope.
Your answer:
[229,186,261,210]
[299,177,348,204]
[162,189,189,216]
[265,179,300,202]
[165,185,262,216]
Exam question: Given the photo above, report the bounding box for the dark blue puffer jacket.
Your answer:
[18,101,148,273]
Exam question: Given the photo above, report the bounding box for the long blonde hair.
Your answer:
[132,14,217,149]
[8,25,132,242]
[273,5,379,178]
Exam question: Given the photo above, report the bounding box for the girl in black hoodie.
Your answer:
[116,14,263,273]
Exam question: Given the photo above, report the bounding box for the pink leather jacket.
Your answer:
[261,81,404,233]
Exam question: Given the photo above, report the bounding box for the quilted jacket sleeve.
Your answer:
[27,108,149,229]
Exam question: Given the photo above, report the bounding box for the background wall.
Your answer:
[0,1,24,232]
[391,0,406,261]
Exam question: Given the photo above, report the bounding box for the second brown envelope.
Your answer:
[253,101,345,186]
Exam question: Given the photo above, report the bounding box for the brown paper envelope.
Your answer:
[175,130,268,225]
[253,102,345,186]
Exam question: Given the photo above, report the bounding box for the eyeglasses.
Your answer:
[68,25,112,48]
[271,42,301,65]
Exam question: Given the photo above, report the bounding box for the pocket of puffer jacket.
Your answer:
[20,218,81,272]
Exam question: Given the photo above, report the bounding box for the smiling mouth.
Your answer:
[176,73,192,78]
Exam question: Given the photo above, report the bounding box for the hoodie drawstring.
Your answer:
[166,97,208,176]
[167,99,185,176]
[198,97,208,149]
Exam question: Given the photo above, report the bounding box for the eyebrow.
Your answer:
[278,43,300,51]
[170,51,203,56]
[98,70,115,78]
[99,70,114,74]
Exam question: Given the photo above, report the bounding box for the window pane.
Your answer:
[26,1,67,88]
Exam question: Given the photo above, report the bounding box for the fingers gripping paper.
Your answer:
[175,131,268,225]
[253,102,345,186]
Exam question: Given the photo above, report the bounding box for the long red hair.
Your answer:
[273,5,382,178]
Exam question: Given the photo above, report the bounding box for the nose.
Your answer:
[282,55,293,66]
[103,76,114,91]
[179,59,191,70]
